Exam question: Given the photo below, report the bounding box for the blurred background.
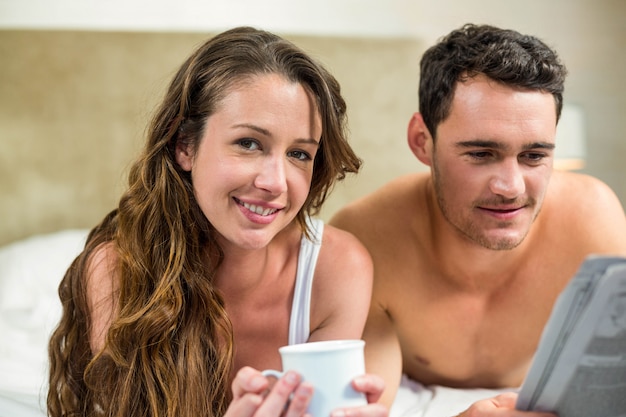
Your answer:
[1,0,624,246]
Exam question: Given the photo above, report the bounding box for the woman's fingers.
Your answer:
[283,381,314,417]
[224,393,264,417]
[228,368,313,417]
[232,366,271,399]
[352,374,386,404]
[256,371,312,417]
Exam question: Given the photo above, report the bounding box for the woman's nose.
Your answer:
[254,155,288,195]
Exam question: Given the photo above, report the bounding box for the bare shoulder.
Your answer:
[550,171,620,200]
[329,173,431,289]
[86,242,119,297]
[308,222,374,340]
[545,171,626,253]
[330,172,429,239]
[85,241,119,352]
[316,223,373,283]
[548,171,625,218]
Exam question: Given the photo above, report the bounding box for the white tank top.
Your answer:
[288,217,323,345]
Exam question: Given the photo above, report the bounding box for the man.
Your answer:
[330,24,626,416]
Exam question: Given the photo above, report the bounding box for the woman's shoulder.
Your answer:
[85,241,119,352]
[315,222,373,284]
[321,222,372,262]
[308,221,373,340]
[86,241,119,281]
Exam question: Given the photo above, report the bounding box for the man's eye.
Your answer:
[525,153,546,161]
[468,151,492,159]
[289,150,311,161]
[522,152,547,164]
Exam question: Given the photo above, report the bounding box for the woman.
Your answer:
[47,27,385,417]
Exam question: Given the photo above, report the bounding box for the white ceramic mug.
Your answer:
[262,339,367,417]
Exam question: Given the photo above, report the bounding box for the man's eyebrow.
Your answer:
[525,142,555,151]
[233,123,320,146]
[456,140,503,149]
[456,140,555,151]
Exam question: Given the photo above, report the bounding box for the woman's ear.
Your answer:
[407,112,434,166]
[175,140,194,172]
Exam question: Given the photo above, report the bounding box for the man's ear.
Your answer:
[407,112,434,166]
[175,140,193,172]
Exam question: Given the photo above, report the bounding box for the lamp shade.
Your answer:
[554,104,586,171]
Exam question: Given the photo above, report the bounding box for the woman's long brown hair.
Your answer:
[47,27,361,417]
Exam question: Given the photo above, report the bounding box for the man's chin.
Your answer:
[479,232,527,251]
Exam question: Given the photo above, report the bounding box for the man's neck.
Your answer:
[425,188,534,293]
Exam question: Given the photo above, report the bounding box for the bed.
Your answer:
[0,229,87,417]
[0,229,514,417]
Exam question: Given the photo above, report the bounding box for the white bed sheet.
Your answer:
[0,229,88,417]
[391,374,516,417]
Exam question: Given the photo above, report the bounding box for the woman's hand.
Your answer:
[455,393,557,417]
[225,366,314,417]
[329,374,388,417]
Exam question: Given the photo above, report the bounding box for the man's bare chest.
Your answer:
[379,261,561,387]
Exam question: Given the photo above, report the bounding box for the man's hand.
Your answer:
[456,393,557,417]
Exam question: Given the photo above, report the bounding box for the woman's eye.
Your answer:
[238,138,260,150]
[288,150,311,161]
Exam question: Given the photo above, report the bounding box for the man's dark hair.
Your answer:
[419,23,567,138]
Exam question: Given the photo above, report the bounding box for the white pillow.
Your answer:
[0,229,88,413]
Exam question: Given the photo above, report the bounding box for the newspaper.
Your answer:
[516,255,626,417]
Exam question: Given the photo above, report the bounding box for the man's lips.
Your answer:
[478,205,527,220]
[482,207,523,213]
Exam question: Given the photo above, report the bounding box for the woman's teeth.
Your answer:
[241,201,278,216]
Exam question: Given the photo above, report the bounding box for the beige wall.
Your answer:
[1,1,625,246]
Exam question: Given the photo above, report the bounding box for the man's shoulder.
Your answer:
[548,171,622,210]
[329,173,430,234]
[331,172,429,223]
[543,171,626,253]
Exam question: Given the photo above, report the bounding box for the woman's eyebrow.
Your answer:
[232,123,270,136]
[294,137,320,147]
[233,123,320,146]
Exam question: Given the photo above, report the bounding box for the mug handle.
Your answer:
[261,369,284,379]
